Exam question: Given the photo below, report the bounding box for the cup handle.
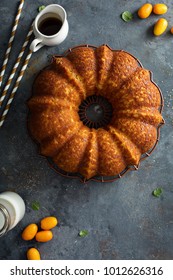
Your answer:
[30,38,44,52]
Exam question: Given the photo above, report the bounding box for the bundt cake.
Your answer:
[28,44,164,181]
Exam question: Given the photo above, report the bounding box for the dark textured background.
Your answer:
[0,0,173,260]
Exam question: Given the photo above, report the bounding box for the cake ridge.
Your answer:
[28,95,77,110]
[95,45,114,93]
[112,117,158,153]
[98,50,139,105]
[97,128,126,176]
[78,129,98,179]
[110,68,161,110]
[107,125,141,166]
[53,126,90,174]
[114,107,163,127]
[53,56,87,101]
[66,46,97,97]
[40,121,83,157]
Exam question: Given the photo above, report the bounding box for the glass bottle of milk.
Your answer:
[0,191,25,237]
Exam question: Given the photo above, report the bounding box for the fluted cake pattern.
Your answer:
[28,45,164,181]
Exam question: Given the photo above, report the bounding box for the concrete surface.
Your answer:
[0,0,173,260]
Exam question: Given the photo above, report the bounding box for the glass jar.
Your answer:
[0,191,25,237]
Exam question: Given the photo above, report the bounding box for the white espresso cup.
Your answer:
[30,4,69,52]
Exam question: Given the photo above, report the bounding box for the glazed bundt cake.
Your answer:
[28,45,164,181]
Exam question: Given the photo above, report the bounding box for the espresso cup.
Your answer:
[30,4,69,52]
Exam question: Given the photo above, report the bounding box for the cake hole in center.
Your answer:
[78,95,113,129]
[86,103,104,122]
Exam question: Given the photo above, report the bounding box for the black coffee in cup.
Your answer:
[30,5,69,52]
[38,15,62,36]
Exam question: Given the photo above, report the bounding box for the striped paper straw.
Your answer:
[0,25,33,108]
[0,0,25,89]
[0,49,33,128]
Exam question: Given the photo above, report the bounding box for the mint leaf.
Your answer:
[79,230,88,237]
[152,188,163,197]
[38,5,46,12]
[121,11,133,22]
[31,201,40,210]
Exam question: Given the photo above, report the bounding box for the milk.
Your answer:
[0,191,25,236]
